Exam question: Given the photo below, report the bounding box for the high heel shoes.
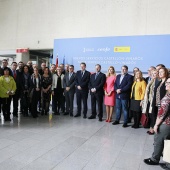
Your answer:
[106,119,108,122]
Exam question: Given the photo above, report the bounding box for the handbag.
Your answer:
[163,140,170,163]
[140,113,149,128]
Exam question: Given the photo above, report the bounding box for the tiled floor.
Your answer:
[0,111,163,170]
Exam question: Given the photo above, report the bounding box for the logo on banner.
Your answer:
[114,46,130,52]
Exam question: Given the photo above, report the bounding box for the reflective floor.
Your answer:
[0,111,163,170]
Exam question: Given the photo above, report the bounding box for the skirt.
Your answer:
[130,99,141,112]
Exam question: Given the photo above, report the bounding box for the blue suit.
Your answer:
[114,73,133,124]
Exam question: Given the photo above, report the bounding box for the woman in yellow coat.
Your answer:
[130,70,146,128]
[0,67,16,121]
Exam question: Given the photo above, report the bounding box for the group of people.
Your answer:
[0,58,170,168]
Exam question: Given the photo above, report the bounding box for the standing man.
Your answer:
[75,62,90,118]
[11,62,21,117]
[0,59,12,75]
[59,64,65,75]
[65,64,69,73]
[50,64,56,75]
[59,63,66,113]
[27,61,33,75]
[145,66,156,84]
[88,64,106,121]
[112,65,133,127]
[17,61,24,73]
[50,64,56,113]
[63,65,76,116]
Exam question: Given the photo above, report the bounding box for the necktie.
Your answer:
[69,73,72,80]
[95,73,98,79]
[81,71,84,77]
[13,71,16,80]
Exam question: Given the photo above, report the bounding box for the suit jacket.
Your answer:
[11,69,22,91]
[145,76,152,84]
[114,73,133,100]
[89,72,106,95]
[75,70,90,92]
[63,72,76,93]
[51,74,64,90]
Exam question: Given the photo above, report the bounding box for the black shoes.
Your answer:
[83,115,87,119]
[74,114,81,117]
[70,113,73,117]
[88,115,96,119]
[98,118,102,122]
[122,123,128,128]
[63,112,69,115]
[54,112,60,115]
[143,158,159,165]
[112,121,119,125]
[159,163,170,170]
[131,125,139,129]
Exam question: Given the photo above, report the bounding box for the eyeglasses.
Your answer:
[165,82,170,85]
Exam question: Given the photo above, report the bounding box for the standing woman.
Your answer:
[144,78,170,169]
[152,67,169,129]
[51,66,64,115]
[0,67,16,121]
[30,67,42,118]
[20,65,31,116]
[104,66,116,122]
[142,69,159,134]
[130,70,146,128]
[41,67,52,115]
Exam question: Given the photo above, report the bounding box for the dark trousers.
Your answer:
[21,91,29,116]
[150,106,158,128]
[53,88,63,113]
[52,95,55,112]
[76,90,88,116]
[2,97,12,120]
[65,90,74,114]
[12,91,20,116]
[61,95,65,112]
[152,124,170,163]
[132,111,141,127]
[31,90,40,117]
[91,93,103,119]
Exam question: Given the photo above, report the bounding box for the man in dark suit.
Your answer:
[145,66,156,84]
[27,61,34,75]
[63,65,76,116]
[0,59,13,76]
[88,64,106,121]
[75,62,90,118]
[11,62,22,117]
[112,65,133,127]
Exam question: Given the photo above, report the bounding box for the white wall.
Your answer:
[0,0,170,50]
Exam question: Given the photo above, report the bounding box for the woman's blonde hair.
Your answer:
[135,70,143,81]
[106,66,116,77]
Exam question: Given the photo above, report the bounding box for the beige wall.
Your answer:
[0,0,170,50]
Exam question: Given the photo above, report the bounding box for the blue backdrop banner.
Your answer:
[53,35,170,72]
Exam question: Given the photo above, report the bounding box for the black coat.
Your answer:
[75,70,90,92]
[89,72,106,95]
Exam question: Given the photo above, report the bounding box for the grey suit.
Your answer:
[63,72,76,115]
